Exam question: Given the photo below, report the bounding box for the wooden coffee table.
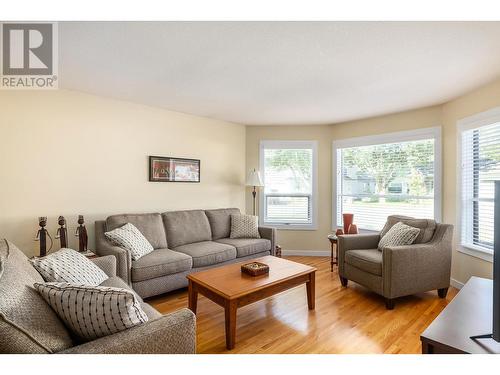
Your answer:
[187,255,316,350]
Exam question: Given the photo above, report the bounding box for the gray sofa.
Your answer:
[337,215,453,309]
[95,208,276,299]
[0,239,196,354]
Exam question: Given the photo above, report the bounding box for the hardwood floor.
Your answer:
[148,256,458,354]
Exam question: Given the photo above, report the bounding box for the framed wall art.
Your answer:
[149,156,200,182]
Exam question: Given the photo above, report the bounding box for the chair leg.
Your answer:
[385,298,395,310]
[438,288,448,298]
[339,276,348,287]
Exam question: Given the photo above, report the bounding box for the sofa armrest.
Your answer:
[60,308,196,354]
[90,255,116,278]
[95,220,132,284]
[337,233,380,275]
[259,226,276,255]
[382,224,453,298]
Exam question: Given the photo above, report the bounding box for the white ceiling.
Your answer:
[60,22,500,126]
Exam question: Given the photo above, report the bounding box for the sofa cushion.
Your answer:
[230,214,261,239]
[0,240,73,353]
[215,238,271,258]
[31,248,108,285]
[162,210,212,248]
[34,282,148,342]
[345,249,383,276]
[173,241,236,267]
[380,215,436,244]
[131,248,193,282]
[106,213,168,249]
[105,223,154,260]
[205,208,241,240]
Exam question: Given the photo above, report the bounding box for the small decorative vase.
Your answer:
[343,213,354,234]
[348,224,358,234]
[335,229,344,236]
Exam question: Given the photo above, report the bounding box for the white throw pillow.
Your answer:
[104,223,154,261]
[31,248,108,285]
[34,282,148,341]
[230,214,261,239]
[377,221,420,251]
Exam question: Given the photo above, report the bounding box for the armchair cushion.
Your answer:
[377,222,420,251]
[380,215,436,244]
[345,249,382,276]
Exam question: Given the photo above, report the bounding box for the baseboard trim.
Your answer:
[282,250,330,257]
[450,278,464,290]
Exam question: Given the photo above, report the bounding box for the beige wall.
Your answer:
[0,89,246,256]
[247,78,500,285]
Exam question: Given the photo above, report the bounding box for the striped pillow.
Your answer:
[31,248,108,286]
[104,223,154,261]
[34,282,148,341]
[377,221,420,251]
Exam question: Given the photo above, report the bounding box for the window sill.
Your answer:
[458,244,493,263]
[261,223,317,231]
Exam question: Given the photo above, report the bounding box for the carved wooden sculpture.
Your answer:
[55,216,68,248]
[35,216,52,257]
[75,215,88,252]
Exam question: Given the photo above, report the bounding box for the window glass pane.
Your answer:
[262,146,314,225]
[337,138,435,231]
[264,149,312,195]
[462,121,500,251]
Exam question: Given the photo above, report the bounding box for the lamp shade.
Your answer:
[246,169,264,187]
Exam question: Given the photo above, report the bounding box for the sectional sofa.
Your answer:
[95,208,276,298]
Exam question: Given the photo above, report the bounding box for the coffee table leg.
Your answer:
[306,272,315,310]
[224,300,237,350]
[188,280,198,314]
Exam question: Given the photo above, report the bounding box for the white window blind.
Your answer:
[461,122,500,252]
[334,129,441,231]
[260,141,317,228]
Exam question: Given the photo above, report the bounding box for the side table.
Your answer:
[327,234,338,272]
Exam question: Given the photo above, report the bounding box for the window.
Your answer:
[459,108,500,257]
[260,140,318,229]
[333,128,441,231]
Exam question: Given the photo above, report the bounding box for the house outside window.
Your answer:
[458,107,500,261]
[333,127,442,231]
[259,140,318,229]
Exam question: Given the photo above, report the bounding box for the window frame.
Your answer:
[457,107,500,263]
[259,140,318,230]
[332,127,442,232]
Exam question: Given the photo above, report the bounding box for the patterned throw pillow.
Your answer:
[104,223,154,261]
[230,214,261,239]
[377,221,420,251]
[34,282,148,341]
[31,248,108,286]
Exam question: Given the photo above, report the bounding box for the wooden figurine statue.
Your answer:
[75,215,88,252]
[55,216,68,248]
[35,216,52,257]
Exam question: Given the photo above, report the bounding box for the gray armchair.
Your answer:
[337,216,453,309]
